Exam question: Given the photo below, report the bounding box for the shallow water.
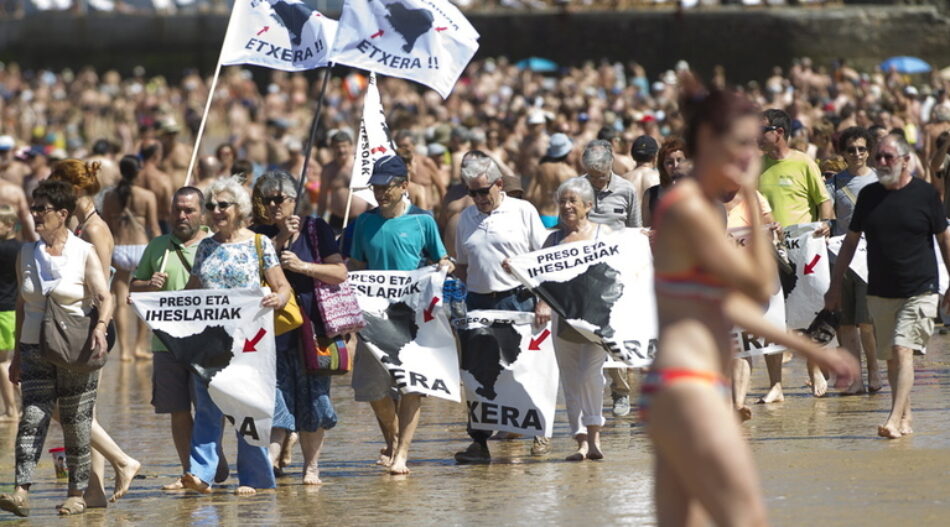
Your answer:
[1,335,949,525]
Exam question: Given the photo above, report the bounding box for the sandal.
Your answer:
[57,496,86,516]
[0,493,29,517]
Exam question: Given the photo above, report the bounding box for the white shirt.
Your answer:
[456,193,548,294]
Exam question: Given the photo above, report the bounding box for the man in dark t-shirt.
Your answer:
[826,134,950,440]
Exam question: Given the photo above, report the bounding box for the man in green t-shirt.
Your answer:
[758,109,834,404]
[130,187,215,490]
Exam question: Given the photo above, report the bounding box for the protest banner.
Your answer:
[507,229,657,368]
[350,267,460,401]
[783,222,831,330]
[346,72,393,213]
[329,0,479,98]
[827,234,868,283]
[220,0,338,71]
[727,227,787,357]
[130,288,275,447]
[454,310,558,437]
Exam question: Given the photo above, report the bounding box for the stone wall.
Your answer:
[1,6,948,83]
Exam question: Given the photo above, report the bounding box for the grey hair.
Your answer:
[207,176,252,221]
[582,139,614,173]
[459,151,503,186]
[469,127,487,145]
[880,133,911,156]
[556,177,595,206]
[255,169,299,200]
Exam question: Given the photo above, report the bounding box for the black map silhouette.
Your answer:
[459,324,522,400]
[779,260,797,301]
[268,0,314,47]
[154,326,233,384]
[536,262,623,339]
[360,302,419,366]
[385,1,433,53]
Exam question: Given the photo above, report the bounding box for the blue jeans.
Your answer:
[464,289,536,445]
[189,378,276,489]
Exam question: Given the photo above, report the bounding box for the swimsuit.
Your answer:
[638,368,729,422]
[113,244,147,272]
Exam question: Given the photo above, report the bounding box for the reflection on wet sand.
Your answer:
[1,338,949,525]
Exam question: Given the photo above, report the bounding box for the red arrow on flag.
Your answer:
[243,328,267,352]
[370,146,388,155]
[435,27,448,32]
[529,329,551,351]
[257,26,269,36]
[804,254,821,275]
[370,29,384,38]
[423,297,439,322]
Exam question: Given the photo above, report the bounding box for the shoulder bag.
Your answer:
[255,234,303,335]
[306,217,365,338]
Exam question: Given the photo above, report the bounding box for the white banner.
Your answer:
[221,0,338,71]
[454,310,558,437]
[827,234,868,283]
[508,229,658,368]
[329,0,479,98]
[783,223,831,330]
[348,72,396,207]
[727,227,787,357]
[350,267,460,401]
[130,288,276,447]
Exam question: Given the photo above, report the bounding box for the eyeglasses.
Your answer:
[204,201,235,211]
[468,187,494,198]
[29,205,56,214]
[761,125,779,134]
[874,152,902,163]
[846,146,868,155]
[262,195,288,206]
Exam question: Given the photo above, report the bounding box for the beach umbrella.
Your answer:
[516,57,559,73]
[880,56,932,74]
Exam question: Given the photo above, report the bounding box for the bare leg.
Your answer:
[112,270,135,362]
[0,353,19,421]
[837,325,866,394]
[879,347,914,439]
[586,425,603,460]
[268,428,287,476]
[808,359,828,397]
[389,394,421,475]
[280,431,297,469]
[566,433,589,461]
[731,357,753,421]
[369,397,397,466]
[655,454,707,527]
[648,382,769,527]
[133,317,151,360]
[88,414,141,502]
[859,323,882,392]
[300,429,326,485]
[759,353,784,403]
[162,411,194,490]
[84,450,108,508]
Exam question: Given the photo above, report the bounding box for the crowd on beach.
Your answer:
[0,56,948,523]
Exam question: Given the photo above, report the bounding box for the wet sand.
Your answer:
[1,336,949,525]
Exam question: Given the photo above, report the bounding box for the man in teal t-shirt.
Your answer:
[129,187,214,489]
[348,155,453,476]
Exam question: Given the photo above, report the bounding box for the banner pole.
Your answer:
[183,60,224,188]
[294,64,333,216]
[341,188,355,231]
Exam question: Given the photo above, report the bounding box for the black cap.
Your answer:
[632,135,659,158]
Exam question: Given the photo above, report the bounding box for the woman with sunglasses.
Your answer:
[251,170,347,485]
[1,180,114,517]
[181,177,293,496]
[642,137,688,228]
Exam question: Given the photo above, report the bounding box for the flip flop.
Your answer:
[57,496,86,516]
[0,493,29,517]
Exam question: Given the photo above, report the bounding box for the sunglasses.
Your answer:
[29,205,56,214]
[262,195,288,206]
[468,186,494,198]
[846,146,868,155]
[761,125,779,134]
[205,201,235,211]
[874,153,901,162]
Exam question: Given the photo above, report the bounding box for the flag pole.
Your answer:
[183,60,225,188]
[341,189,355,231]
[294,64,333,216]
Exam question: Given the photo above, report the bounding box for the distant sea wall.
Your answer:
[1,6,948,83]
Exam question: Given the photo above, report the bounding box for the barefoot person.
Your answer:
[348,156,453,475]
[49,160,142,505]
[541,177,615,461]
[102,156,161,361]
[182,177,292,495]
[526,133,577,229]
[252,171,344,485]
[645,84,856,526]
[826,134,950,439]
[0,180,114,517]
[0,206,21,423]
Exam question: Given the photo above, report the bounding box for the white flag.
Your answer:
[220,0,338,71]
[329,0,479,98]
[130,288,276,447]
[348,72,397,207]
[783,223,831,330]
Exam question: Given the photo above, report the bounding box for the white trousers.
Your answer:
[555,336,607,437]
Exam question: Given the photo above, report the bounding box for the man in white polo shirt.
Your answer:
[453,150,549,464]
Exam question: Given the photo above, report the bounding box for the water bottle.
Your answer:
[443,277,468,322]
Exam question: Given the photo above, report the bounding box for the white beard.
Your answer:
[877,166,901,187]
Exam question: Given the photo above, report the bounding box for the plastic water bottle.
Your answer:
[443,277,468,321]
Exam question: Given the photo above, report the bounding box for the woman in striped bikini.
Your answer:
[644,82,858,527]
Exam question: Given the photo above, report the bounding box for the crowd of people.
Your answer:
[0,56,948,523]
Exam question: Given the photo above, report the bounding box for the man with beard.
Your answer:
[130,187,224,489]
[826,134,950,439]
